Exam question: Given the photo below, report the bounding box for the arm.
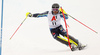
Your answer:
[60,11,69,27]
[32,11,49,18]
[60,11,68,19]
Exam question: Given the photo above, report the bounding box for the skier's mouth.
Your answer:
[53,11,58,14]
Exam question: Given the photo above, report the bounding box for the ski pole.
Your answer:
[60,7,72,49]
[67,14,98,34]
[10,13,29,40]
[59,8,98,34]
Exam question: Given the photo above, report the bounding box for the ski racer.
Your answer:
[26,3,86,51]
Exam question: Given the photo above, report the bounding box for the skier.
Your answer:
[26,3,86,51]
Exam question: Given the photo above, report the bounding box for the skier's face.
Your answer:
[53,11,58,14]
[52,8,59,14]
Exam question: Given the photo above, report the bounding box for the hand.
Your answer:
[26,12,32,17]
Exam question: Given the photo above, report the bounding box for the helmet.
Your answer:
[52,3,59,11]
[52,3,59,8]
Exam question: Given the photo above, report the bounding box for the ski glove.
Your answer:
[26,12,32,17]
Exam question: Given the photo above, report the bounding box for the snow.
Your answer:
[1,0,100,55]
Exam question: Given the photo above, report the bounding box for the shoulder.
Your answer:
[42,11,49,14]
[48,11,52,13]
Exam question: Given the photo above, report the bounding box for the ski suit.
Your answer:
[32,11,79,46]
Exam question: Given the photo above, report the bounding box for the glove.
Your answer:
[26,12,32,17]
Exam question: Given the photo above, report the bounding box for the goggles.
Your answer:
[52,8,59,11]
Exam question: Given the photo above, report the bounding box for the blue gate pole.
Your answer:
[1,0,4,55]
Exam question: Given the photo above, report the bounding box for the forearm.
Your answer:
[60,14,68,19]
[32,11,48,18]
[60,11,68,19]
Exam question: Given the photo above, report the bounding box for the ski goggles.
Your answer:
[52,8,59,11]
[52,6,59,8]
